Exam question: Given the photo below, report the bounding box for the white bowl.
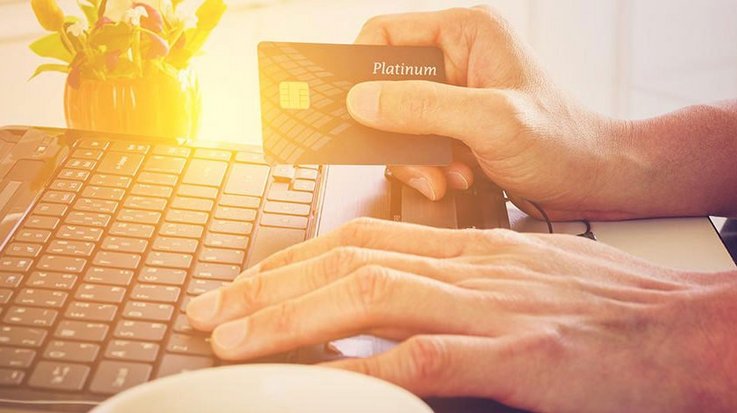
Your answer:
[91,364,433,413]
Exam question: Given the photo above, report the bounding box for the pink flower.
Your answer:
[133,2,163,32]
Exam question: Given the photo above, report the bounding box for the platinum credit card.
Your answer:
[258,42,453,165]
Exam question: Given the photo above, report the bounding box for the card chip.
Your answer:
[279,81,310,109]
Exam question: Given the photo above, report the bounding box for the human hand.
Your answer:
[187,218,737,412]
[349,7,646,220]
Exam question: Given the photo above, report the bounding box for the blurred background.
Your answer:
[2,0,736,144]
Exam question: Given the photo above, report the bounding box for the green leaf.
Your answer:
[89,22,133,51]
[29,33,73,63]
[196,0,226,31]
[29,63,70,80]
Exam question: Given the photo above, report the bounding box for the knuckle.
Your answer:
[396,82,439,125]
[361,15,388,32]
[272,300,298,334]
[404,336,450,384]
[338,217,381,246]
[238,276,264,311]
[349,265,395,317]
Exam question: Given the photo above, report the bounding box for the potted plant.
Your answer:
[29,0,226,138]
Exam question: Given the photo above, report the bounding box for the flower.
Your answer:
[104,0,172,23]
[175,7,199,29]
[66,21,88,37]
[124,6,149,27]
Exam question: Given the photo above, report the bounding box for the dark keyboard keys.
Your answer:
[57,225,103,242]
[49,179,83,192]
[47,240,95,257]
[131,183,173,198]
[159,223,203,239]
[123,196,167,212]
[27,272,77,290]
[188,278,229,294]
[92,251,141,270]
[156,354,213,378]
[37,255,87,273]
[77,139,108,150]
[58,168,90,181]
[89,174,131,189]
[0,257,33,272]
[209,220,252,235]
[183,159,227,187]
[152,237,198,254]
[170,196,214,212]
[218,194,260,209]
[203,233,249,250]
[137,172,178,187]
[14,229,51,243]
[214,207,256,222]
[64,211,111,227]
[0,273,23,288]
[152,145,190,158]
[0,369,24,386]
[267,189,313,204]
[145,252,193,269]
[130,284,181,303]
[0,347,35,367]
[5,242,42,258]
[25,216,61,230]
[81,186,125,202]
[143,156,186,175]
[0,289,11,304]
[101,236,148,254]
[97,152,144,176]
[0,326,47,347]
[84,267,134,287]
[109,143,149,154]
[65,159,96,170]
[3,306,58,327]
[117,209,161,225]
[166,334,213,356]
[199,248,245,266]
[109,222,155,238]
[73,198,118,214]
[166,209,209,225]
[260,213,309,229]
[89,361,151,395]
[138,267,187,286]
[65,302,117,322]
[173,314,194,334]
[263,201,310,217]
[194,149,231,161]
[75,284,126,304]
[28,361,90,391]
[122,302,174,322]
[42,191,76,205]
[55,321,108,342]
[177,184,218,199]
[44,341,99,363]
[114,320,167,341]
[105,340,159,363]
[33,203,68,217]
[14,289,67,308]
[224,164,269,196]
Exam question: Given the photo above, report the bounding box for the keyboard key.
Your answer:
[0,326,46,347]
[143,156,186,175]
[57,225,103,242]
[1,258,33,274]
[263,201,310,216]
[165,209,209,225]
[77,139,109,150]
[101,236,148,254]
[271,165,295,181]
[97,152,144,176]
[123,302,174,322]
[0,288,11,304]
[110,142,149,154]
[84,267,134,287]
[123,196,167,212]
[0,273,23,288]
[295,168,318,180]
[49,179,83,192]
[235,151,267,164]
[0,369,24,386]
[33,202,68,217]
[204,233,249,250]
[109,222,155,238]
[24,215,60,230]
[14,229,51,243]
[214,206,257,222]
[130,284,181,303]
[152,237,198,254]
[89,361,151,395]
[55,320,108,342]
[47,240,95,257]
[170,196,214,212]
[58,168,90,181]
[5,242,42,258]
[27,272,77,290]
[93,251,141,270]
[82,186,125,201]
[131,183,173,198]
[75,284,126,304]
[177,184,218,199]
[173,314,194,334]
[0,347,35,367]
[114,320,167,341]
[156,354,213,378]
[138,267,186,286]
[145,252,193,269]
[3,306,58,327]
[14,289,67,308]
[260,213,309,229]
[28,361,90,391]
[137,172,178,186]
[166,334,213,356]
[65,159,96,170]
[194,148,231,161]
[89,174,131,189]
[218,194,260,208]
[37,255,87,273]
[64,211,111,227]
[152,145,190,158]
[117,209,161,225]
[292,179,316,192]
[224,164,269,196]
[199,248,245,266]
[105,340,159,363]
[248,227,305,266]
[267,189,313,204]
[73,198,118,214]
[65,302,117,322]
[159,223,203,239]
[44,341,99,363]
[209,220,252,235]
[183,159,227,187]
[188,278,229,294]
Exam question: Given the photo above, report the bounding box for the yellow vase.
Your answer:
[64,67,201,139]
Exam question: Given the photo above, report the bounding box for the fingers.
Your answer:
[323,333,554,407]
[389,162,473,201]
[187,247,479,331]
[346,81,509,151]
[208,266,498,360]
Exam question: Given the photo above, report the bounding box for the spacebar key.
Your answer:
[246,226,305,268]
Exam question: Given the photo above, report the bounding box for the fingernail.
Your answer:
[346,82,381,123]
[447,171,470,190]
[408,177,437,200]
[187,290,221,323]
[213,321,247,350]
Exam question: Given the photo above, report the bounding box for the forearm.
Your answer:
[622,101,737,218]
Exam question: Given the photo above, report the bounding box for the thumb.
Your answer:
[346,80,505,148]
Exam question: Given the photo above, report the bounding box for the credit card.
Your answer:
[258,42,453,165]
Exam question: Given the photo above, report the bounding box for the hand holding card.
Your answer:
[258,42,452,165]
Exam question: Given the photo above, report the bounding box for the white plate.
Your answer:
[92,364,433,413]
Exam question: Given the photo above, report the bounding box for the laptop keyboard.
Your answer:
[0,137,320,404]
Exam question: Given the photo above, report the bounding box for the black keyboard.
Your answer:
[0,135,321,408]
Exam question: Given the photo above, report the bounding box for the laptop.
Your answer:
[0,125,509,412]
